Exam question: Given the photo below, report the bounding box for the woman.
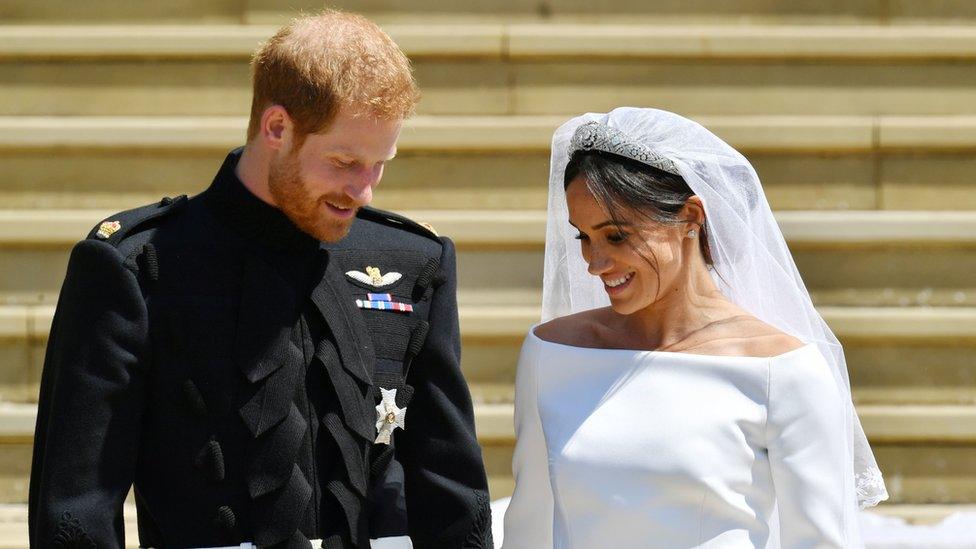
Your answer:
[502,108,887,548]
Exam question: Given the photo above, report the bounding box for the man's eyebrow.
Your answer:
[327,148,397,162]
[591,220,632,230]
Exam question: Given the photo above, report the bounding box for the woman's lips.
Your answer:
[604,272,634,296]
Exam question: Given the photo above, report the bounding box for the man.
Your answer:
[28,11,492,549]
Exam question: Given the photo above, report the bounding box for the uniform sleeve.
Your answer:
[502,335,554,549]
[397,237,493,548]
[766,348,856,548]
[29,239,150,548]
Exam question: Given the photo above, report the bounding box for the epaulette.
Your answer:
[356,206,441,243]
[87,195,188,247]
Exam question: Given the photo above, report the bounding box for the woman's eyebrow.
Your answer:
[591,220,633,230]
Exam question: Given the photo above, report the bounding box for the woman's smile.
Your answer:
[603,272,635,296]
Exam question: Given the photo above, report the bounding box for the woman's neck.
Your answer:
[615,260,742,351]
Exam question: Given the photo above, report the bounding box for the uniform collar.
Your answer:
[203,147,321,254]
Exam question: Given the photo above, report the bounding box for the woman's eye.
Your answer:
[573,232,588,241]
[607,232,629,244]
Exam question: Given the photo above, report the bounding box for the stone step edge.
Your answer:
[6,23,976,60]
[475,402,976,444]
[3,304,976,342]
[468,384,976,407]
[0,503,976,528]
[4,209,975,248]
[0,401,973,443]
[461,306,976,341]
[868,504,976,525]
[4,115,976,152]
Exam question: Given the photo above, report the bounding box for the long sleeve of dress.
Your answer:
[502,336,554,549]
[766,347,858,548]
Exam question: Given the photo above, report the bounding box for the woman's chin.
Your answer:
[608,299,641,316]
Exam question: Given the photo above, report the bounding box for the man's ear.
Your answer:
[258,105,293,152]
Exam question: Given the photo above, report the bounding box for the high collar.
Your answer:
[202,147,321,255]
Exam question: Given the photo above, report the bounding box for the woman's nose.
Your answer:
[587,250,612,276]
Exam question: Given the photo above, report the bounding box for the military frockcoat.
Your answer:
[29,149,492,548]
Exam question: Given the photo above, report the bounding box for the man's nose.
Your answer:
[345,170,376,205]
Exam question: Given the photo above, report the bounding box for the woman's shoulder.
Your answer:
[532,308,615,348]
[735,332,809,359]
[531,309,809,358]
[677,316,808,358]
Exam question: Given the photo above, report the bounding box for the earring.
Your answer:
[687,229,697,238]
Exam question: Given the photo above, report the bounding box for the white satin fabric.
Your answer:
[502,329,864,549]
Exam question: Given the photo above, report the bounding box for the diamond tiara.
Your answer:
[568,121,680,176]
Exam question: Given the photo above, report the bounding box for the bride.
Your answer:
[501,108,888,548]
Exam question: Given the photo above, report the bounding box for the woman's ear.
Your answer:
[680,195,706,229]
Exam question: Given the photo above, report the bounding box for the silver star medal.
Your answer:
[375,388,407,445]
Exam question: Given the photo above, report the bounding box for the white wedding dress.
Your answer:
[502,329,863,549]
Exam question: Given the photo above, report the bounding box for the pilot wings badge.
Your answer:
[346,266,402,288]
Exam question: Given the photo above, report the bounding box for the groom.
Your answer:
[28,10,492,548]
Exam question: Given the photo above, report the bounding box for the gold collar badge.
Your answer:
[96,221,122,239]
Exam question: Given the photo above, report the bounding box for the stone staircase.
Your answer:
[2,0,976,545]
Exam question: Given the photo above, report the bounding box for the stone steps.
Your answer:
[472,400,976,444]
[6,25,976,119]
[3,303,975,403]
[2,115,976,211]
[9,149,976,212]
[2,209,975,302]
[0,504,969,547]
[457,307,976,419]
[3,0,976,525]
[5,4,976,515]
[0,507,971,549]
[5,208,976,246]
[5,0,976,25]
[469,383,976,408]
[475,411,976,506]
[1,399,975,505]
[9,115,976,151]
[5,400,971,446]
[8,23,976,60]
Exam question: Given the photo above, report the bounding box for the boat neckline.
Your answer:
[528,325,815,361]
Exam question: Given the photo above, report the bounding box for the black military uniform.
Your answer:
[29,148,493,548]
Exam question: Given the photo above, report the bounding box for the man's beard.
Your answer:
[268,153,355,243]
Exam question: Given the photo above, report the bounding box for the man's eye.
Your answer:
[333,160,354,169]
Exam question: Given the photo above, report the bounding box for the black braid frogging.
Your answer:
[461,491,494,549]
[51,512,96,549]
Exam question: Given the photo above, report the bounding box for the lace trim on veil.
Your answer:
[856,466,889,509]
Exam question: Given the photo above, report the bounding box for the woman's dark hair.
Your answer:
[564,150,714,297]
